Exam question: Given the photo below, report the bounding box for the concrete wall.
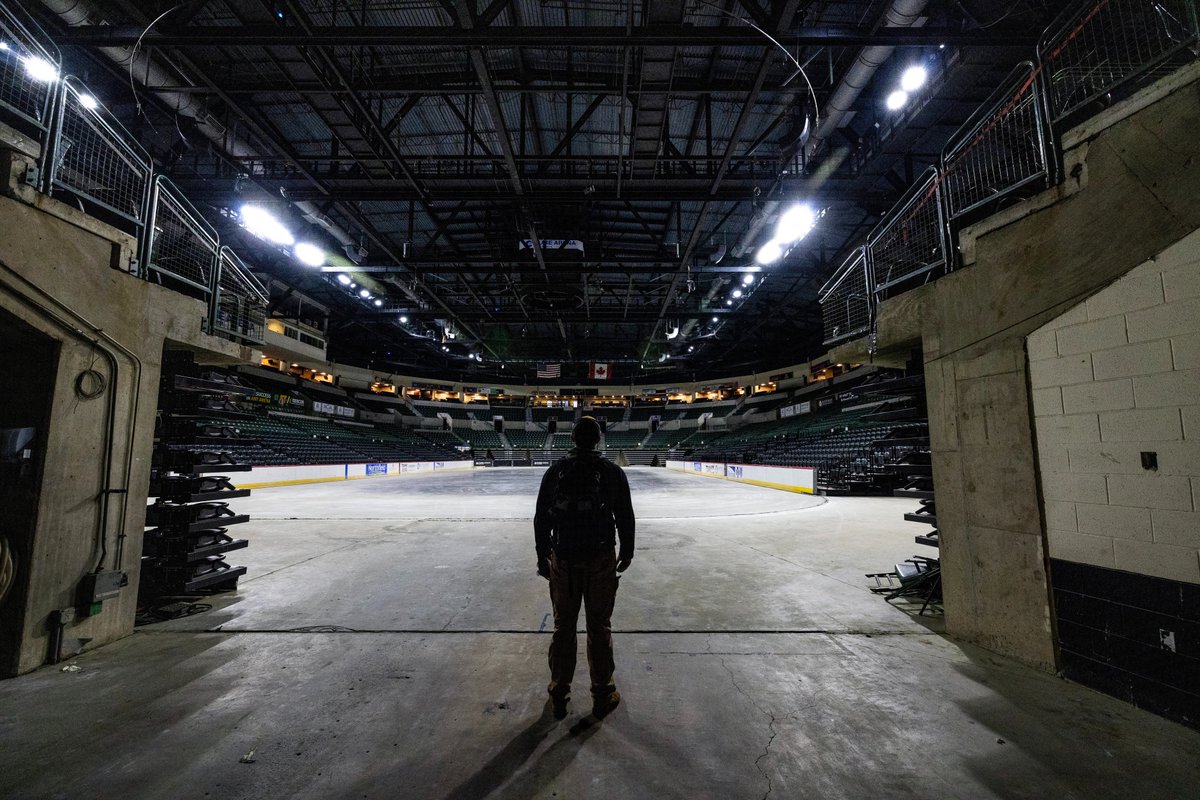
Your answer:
[0,136,249,675]
[835,65,1200,669]
[1030,230,1200,581]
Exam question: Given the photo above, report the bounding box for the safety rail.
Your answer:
[0,3,59,142]
[1039,0,1199,125]
[144,176,219,295]
[819,247,873,346]
[46,76,152,228]
[214,247,269,345]
[820,0,1199,351]
[941,62,1053,222]
[866,167,948,298]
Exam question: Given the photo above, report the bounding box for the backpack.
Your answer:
[549,457,612,560]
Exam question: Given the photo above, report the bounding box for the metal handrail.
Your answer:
[818,246,873,346]
[214,246,269,344]
[0,2,60,136]
[144,175,219,295]
[1039,0,1200,125]
[866,166,948,297]
[46,76,152,227]
[940,61,1053,223]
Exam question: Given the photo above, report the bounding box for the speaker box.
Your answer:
[651,418,659,433]
[494,418,503,432]
[548,418,557,434]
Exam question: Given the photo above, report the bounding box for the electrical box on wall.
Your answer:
[78,570,128,604]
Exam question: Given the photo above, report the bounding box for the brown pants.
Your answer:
[547,550,618,701]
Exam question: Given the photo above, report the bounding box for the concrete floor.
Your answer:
[1,467,1198,799]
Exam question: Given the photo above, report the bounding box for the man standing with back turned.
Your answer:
[534,416,635,721]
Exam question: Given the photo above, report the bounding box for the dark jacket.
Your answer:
[534,449,635,562]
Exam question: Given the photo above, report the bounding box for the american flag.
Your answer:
[536,363,561,378]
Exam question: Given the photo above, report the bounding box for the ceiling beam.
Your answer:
[59,24,1034,47]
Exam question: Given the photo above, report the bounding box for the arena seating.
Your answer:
[413,403,476,421]
[490,406,528,423]
[463,429,505,450]
[584,407,627,424]
[505,430,548,449]
[530,407,569,423]
[600,430,644,448]
[643,428,694,448]
[548,433,574,449]
[627,406,669,422]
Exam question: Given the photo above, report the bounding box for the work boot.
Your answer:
[551,693,570,720]
[592,691,621,720]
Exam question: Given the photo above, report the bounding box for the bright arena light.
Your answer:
[774,203,816,245]
[711,316,719,323]
[293,242,326,266]
[78,93,99,111]
[732,289,743,298]
[399,315,408,323]
[373,298,383,307]
[358,288,370,298]
[336,274,351,285]
[742,273,755,285]
[22,55,58,83]
[755,239,784,265]
[886,90,908,111]
[901,65,928,93]
[241,205,294,246]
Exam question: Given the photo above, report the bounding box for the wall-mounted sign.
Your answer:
[518,238,585,254]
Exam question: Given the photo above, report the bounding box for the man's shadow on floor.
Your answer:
[440,700,603,800]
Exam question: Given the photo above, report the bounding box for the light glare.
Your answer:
[336,273,351,285]
[742,274,755,285]
[755,239,784,265]
[241,205,295,246]
[732,289,743,298]
[78,93,99,111]
[901,65,928,92]
[774,204,816,244]
[886,90,908,111]
[293,242,325,266]
[22,56,57,83]
[399,315,408,323]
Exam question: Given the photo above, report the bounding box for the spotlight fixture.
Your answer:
[725,299,733,306]
[901,65,928,92]
[78,93,99,111]
[22,55,57,83]
[743,274,755,285]
[358,288,370,298]
[732,289,743,298]
[373,298,383,307]
[688,345,695,353]
[241,206,295,246]
[886,90,908,111]
[293,242,325,266]
[774,204,816,245]
[755,240,784,265]
[711,316,719,323]
[336,274,351,286]
[399,315,408,323]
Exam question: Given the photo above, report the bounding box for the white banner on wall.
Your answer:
[665,460,815,494]
[234,459,474,489]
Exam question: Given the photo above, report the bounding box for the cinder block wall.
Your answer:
[1031,232,1200,579]
[1029,231,1199,725]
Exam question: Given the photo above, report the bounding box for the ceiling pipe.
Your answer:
[733,0,929,257]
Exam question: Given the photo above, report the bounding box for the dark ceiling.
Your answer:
[35,0,1053,385]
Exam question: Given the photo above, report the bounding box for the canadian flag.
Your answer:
[589,362,611,380]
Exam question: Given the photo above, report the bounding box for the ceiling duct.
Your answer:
[733,0,929,257]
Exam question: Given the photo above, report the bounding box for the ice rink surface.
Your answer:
[2,466,1198,799]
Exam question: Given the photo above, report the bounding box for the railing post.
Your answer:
[206,240,222,337]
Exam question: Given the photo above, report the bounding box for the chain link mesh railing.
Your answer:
[866,167,947,297]
[1040,0,1199,124]
[215,247,269,344]
[941,62,1052,222]
[49,77,151,225]
[145,177,218,294]
[0,4,59,137]
[819,247,872,345]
